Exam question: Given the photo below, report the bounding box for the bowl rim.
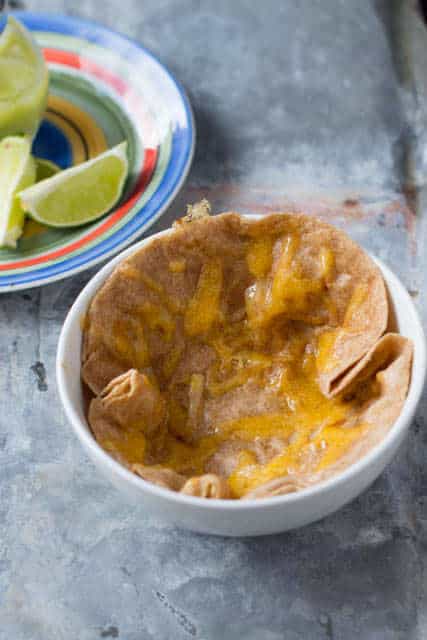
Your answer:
[57,216,427,510]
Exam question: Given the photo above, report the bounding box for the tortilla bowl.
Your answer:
[56,215,426,536]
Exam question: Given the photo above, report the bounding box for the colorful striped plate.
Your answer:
[0,12,195,291]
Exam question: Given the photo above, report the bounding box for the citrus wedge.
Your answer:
[35,158,60,182]
[19,142,129,228]
[0,17,48,139]
[0,136,36,248]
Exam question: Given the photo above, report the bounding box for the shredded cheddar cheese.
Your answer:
[102,232,377,498]
[184,258,223,336]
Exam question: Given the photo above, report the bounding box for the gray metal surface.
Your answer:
[1,1,427,638]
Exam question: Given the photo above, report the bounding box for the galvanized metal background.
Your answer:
[1,2,427,638]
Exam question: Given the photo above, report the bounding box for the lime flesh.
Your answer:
[19,142,129,227]
[0,136,36,248]
[0,17,49,139]
[35,158,61,182]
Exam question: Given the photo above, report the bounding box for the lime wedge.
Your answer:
[0,136,36,248]
[0,17,49,139]
[35,158,61,182]
[19,142,128,228]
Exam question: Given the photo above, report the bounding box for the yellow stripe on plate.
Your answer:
[45,95,107,164]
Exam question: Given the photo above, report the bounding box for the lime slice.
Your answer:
[0,17,49,139]
[35,158,61,182]
[19,142,129,228]
[0,136,36,248]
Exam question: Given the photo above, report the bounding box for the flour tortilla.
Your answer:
[131,464,186,491]
[244,334,413,499]
[82,212,388,400]
[88,369,167,466]
[82,211,411,499]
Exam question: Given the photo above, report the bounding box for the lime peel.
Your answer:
[19,142,129,228]
[0,136,36,248]
[0,17,48,139]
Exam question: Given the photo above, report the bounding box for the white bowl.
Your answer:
[57,222,426,536]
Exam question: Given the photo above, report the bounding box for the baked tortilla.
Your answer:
[244,334,412,498]
[82,211,412,499]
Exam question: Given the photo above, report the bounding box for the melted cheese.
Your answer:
[184,258,223,336]
[113,318,150,369]
[148,348,366,497]
[102,233,375,498]
[163,343,183,379]
[136,302,175,342]
[246,236,274,277]
[100,430,146,464]
[169,259,186,273]
[316,329,340,374]
[246,235,328,329]
[226,371,366,498]
[320,247,335,283]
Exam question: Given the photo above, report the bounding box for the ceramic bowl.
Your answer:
[57,222,426,536]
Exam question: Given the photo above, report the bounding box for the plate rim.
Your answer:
[0,10,195,292]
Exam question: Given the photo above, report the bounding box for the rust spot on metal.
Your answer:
[184,184,418,248]
[184,184,369,221]
[402,185,417,210]
[382,188,417,254]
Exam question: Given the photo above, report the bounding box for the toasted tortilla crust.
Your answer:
[180,474,232,499]
[131,465,187,491]
[88,369,167,466]
[82,213,388,397]
[82,212,412,499]
[244,334,413,499]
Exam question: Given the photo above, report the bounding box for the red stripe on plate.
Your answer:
[0,148,157,271]
[44,47,158,146]
[43,48,128,94]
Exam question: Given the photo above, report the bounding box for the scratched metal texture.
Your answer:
[1,1,427,639]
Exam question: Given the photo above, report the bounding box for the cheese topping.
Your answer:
[100,232,375,497]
